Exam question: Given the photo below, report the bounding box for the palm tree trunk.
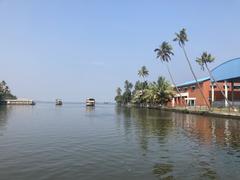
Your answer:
[166,64,187,108]
[205,64,234,109]
[182,46,211,110]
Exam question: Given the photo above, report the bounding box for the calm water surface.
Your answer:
[0,103,240,180]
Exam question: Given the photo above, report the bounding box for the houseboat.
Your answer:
[2,98,36,105]
[56,99,63,105]
[86,98,95,106]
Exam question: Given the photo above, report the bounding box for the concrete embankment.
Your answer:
[126,104,240,120]
[160,107,240,120]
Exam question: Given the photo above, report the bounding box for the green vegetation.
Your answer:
[0,81,16,101]
[115,67,174,106]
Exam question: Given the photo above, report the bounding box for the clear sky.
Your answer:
[0,0,240,102]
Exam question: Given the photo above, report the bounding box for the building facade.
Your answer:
[171,58,240,108]
[172,78,240,107]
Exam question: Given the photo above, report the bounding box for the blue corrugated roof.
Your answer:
[176,77,210,87]
[211,57,240,82]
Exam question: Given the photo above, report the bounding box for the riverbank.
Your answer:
[160,107,240,120]
[122,104,240,120]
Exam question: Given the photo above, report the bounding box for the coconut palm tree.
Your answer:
[138,66,149,81]
[173,28,211,110]
[124,80,133,91]
[143,76,174,105]
[115,87,123,105]
[116,87,122,95]
[137,66,149,92]
[154,41,186,108]
[196,52,233,108]
[122,80,133,104]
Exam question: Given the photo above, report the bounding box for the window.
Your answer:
[191,86,196,90]
[234,85,240,89]
[210,85,216,88]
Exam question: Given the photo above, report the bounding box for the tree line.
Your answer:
[0,81,16,101]
[115,66,174,106]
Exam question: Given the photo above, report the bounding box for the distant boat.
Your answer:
[56,99,63,105]
[3,98,36,105]
[86,98,95,106]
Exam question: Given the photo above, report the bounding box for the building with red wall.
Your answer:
[172,78,240,107]
[171,58,240,108]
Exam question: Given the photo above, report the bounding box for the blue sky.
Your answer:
[0,0,240,102]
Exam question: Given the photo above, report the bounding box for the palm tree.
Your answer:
[138,66,149,81]
[143,76,174,105]
[122,80,133,104]
[116,87,122,96]
[137,66,149,95]
[124,80,133,91]
[173,28,211,110]
[196,52,233,108]
[115,87,123,105]
[154,41,186,108]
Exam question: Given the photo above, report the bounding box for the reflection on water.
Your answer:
[0,104,240,180]
[152,163,173,179]
[116,106,240,179]
[85,106,95,112]
[0,106,12,135]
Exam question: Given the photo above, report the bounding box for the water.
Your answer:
[0,103,240,180]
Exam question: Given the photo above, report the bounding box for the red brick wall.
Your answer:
[173,80,240,107]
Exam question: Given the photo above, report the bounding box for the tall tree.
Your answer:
[122,80,133,104]
[124,80,133,91]
[173,28,211,110]
[115,87,123,105]
[154,41,186,108]
[0,81,16,101]
[137,66,149,94]
[138,66,149,81]
[196,52,233,108]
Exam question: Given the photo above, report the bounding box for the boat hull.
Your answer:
[86,102,95,106]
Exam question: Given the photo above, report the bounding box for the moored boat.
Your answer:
[56,99,63,105]
[2,98,36,105]
[86,98,95,106]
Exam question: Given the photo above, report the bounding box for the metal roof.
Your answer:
[176,57,240,87]
[211,57,240,82]
[177,77,210,87]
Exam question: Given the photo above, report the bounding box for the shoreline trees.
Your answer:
[115,67,174,106]
[0,81,16,101]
